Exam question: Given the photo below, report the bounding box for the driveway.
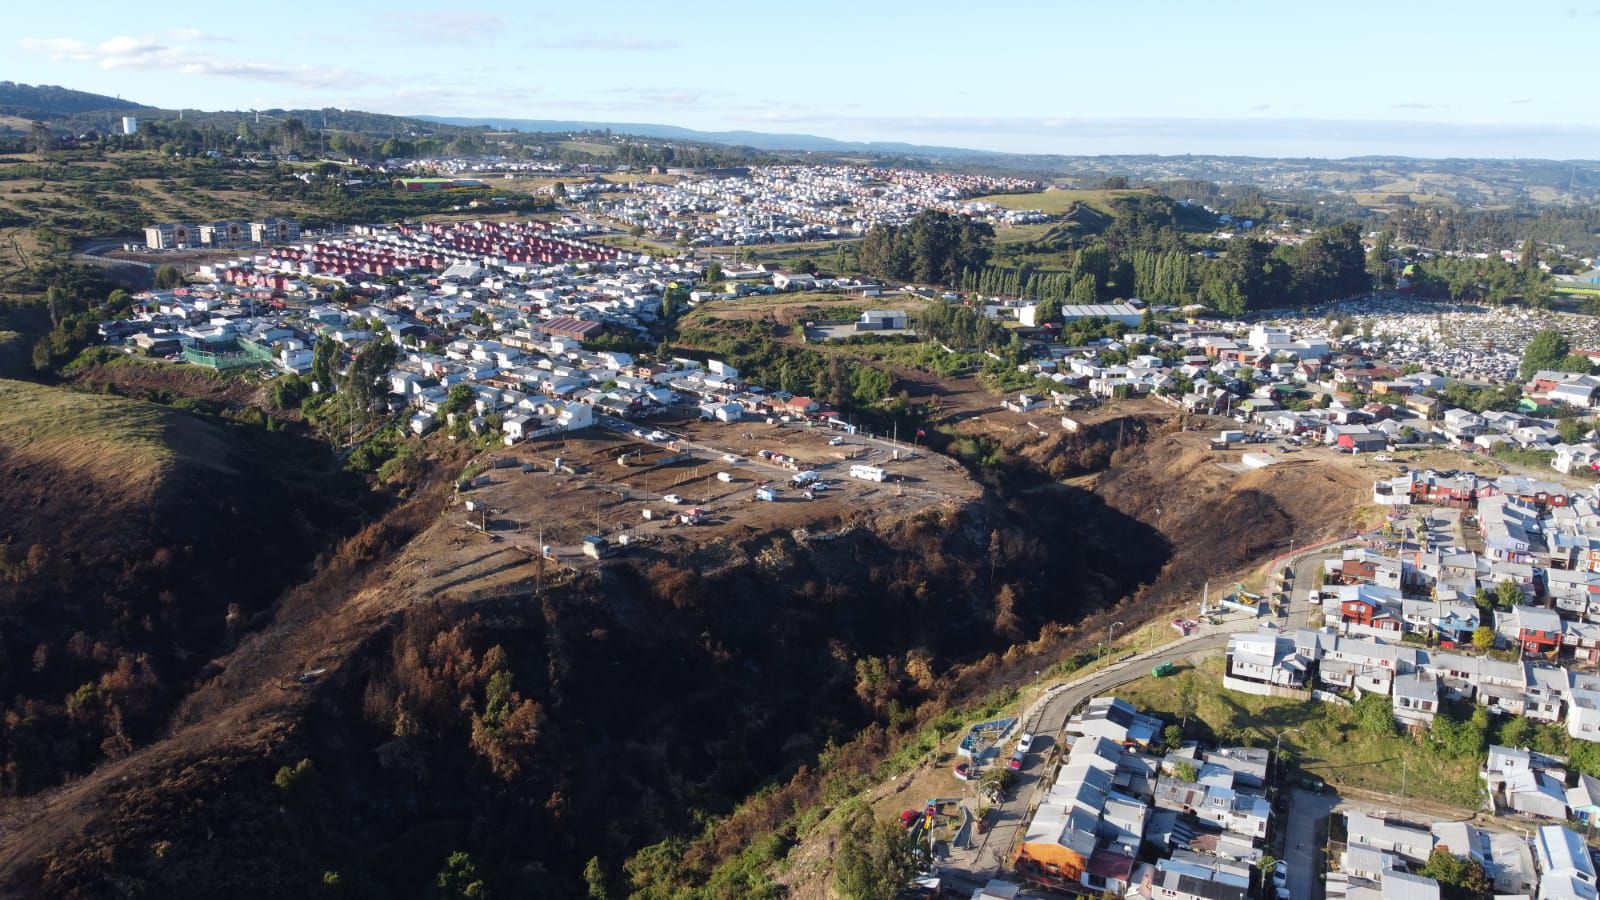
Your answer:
[1284,788,1338,900]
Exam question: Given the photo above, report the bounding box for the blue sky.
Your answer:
[9,0,1600,158]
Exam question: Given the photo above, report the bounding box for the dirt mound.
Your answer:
[1092,429,1372,602]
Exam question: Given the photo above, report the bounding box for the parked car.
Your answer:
[722,453,740,463]
[662,494,683,504]
[829,436,845,446]
[647,430,669,442]
[1017,732,1035,753]
[1008,749,1026,771]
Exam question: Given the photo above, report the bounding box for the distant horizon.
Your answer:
[23,88,1600,163]
[11,0,1600,158]
[414,113,1600,163]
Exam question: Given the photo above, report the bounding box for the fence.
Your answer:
[183,337,276,370]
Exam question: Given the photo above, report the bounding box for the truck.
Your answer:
[755,487,777,502]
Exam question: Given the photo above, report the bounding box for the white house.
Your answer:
[502,413,535,442]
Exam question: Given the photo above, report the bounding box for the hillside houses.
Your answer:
[1227,622,1600,751]
[1017,698,1271,900]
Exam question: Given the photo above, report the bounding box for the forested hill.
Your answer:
[0,82,148,118]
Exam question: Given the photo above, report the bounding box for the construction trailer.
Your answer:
[849,464,887,482]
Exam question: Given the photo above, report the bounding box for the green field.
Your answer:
[556,140,618,157]
[973,188,1147,215]
[1114,657,1485,809]
[724,238,860,269]
[992,222,1057,246]
[1555,282,1600,296]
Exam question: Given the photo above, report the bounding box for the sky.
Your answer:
[8,0,1600,159]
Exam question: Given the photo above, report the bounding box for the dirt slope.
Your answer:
[0,449,462,896]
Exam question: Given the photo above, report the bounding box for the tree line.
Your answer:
[1410,241,1554,307]
[945,223,1369,317]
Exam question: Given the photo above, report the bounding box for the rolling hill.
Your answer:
[0,81,148,118]
[417,115,990,157]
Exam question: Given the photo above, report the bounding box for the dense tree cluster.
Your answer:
[1519,328,1593,380]
[856,210,994,285]
[1393,204,1600,257]
[672,319,895,411]
[1411,252,1553,307]
[30,280,125,374]
[912,302,1008,351]
[831,801,916,900]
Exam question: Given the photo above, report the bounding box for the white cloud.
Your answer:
[19,37,93,61]
[19,32,363,90]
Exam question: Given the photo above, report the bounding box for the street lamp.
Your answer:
[1274,727,1304,756]
[1109,621,1125,649]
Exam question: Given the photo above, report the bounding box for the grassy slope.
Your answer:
[1116,656,1483,808]
[973,188,1147,215]
[0,377,227,490]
